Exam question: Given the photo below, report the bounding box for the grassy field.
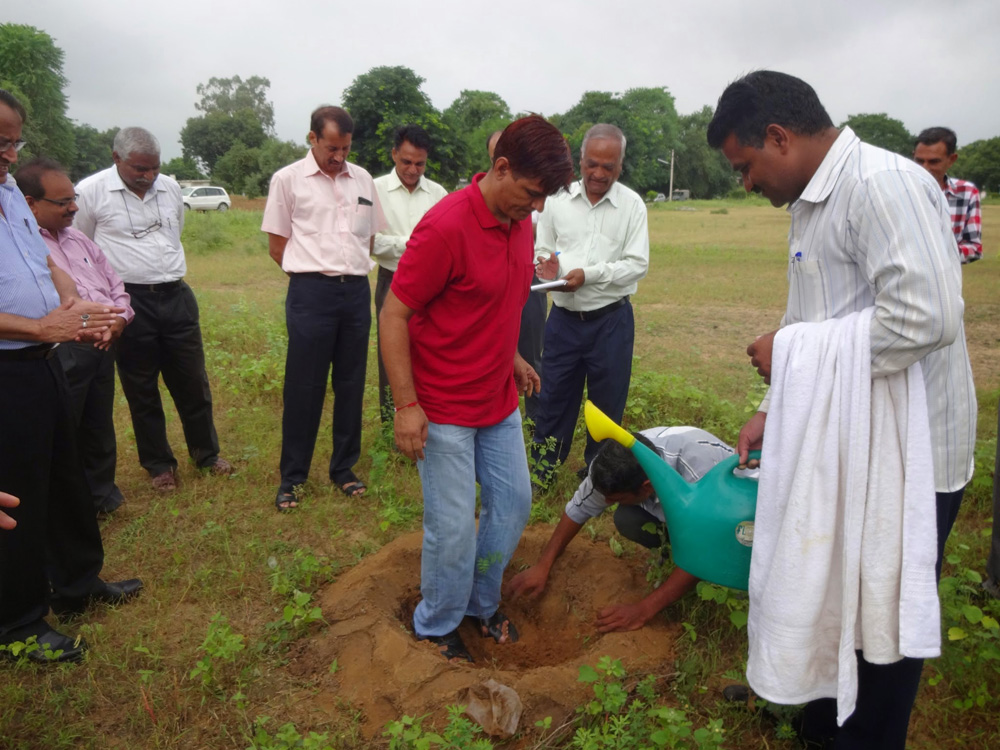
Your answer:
[1,199,997,749]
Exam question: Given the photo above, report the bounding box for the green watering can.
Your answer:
[583,401,759,591]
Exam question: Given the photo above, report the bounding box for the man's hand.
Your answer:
[38,300,124,343]
[596,601,654,633]
[94,316,127,350]
[737,411,767,465]
[0,491,19,531]
[514,354,541,398]
[561,268,585,292]
[747,330,777,384]
[506,565,549,601]
[394,404,428,461]
[535,254,559,281]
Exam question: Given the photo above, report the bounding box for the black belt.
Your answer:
[124,280,184,293]
[0,343,57,361]
[293,272,367,283]
[553,297,628,322]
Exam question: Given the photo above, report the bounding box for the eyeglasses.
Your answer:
[120,192,163,239]
[0,138,27,153]
[39,195,79,208]
[130,219,162,238]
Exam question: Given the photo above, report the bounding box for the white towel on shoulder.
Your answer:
[746,308,939,726]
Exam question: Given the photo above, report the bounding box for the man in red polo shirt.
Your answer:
[380,116,575,662]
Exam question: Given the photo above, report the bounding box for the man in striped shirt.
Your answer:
[913,127,982,263]
[708,71,976,750]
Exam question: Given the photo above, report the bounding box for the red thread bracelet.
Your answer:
[394,401,419,413]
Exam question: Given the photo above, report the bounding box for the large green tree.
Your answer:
[952,137,1000,193]
[181,108,268,173]
[840,113,913,156]
[0,24,75,166]
[70,124,117,182]
[444,89,512,176]
[195,75,275,135]
[672,106,737,199]
[553,87,679,195]
[211,138,306,198]
[341,66,467,187]
[161,156,206,181]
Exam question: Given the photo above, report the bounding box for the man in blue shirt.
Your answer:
[0,89,142,663]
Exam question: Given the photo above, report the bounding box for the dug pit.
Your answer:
[285,526,680,738]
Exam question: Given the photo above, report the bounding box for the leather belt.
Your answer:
[293,272,367,283]
[553,297,628,322]
[0,343,58,361]
[124,280,183,293]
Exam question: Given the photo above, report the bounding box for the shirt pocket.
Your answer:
[787,258,827,322]
[351,203,374,238]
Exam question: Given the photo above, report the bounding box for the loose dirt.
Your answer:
[286,526,680,738]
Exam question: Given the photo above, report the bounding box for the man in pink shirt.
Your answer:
[262,106,387,511]
[19,157,134,514]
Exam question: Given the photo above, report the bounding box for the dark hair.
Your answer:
[0,88,27,121]
[591,433,655,495]
[393,124,431,152]
[915,127,957,155]
[707,71,834,149]
[493,115,575,195]
[310,106,354,138]
[486,129,504,159]
[14,157,66,200]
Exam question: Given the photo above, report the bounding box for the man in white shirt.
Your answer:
[372,125,447,422]
[508,426,735,632]
[532,124,649,485]
[262,106,387,510]
[707,70,976,750]
[75,127,231,492]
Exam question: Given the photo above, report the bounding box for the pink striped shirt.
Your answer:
[40,225,134,324]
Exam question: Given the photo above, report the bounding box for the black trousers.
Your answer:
[798,487,966,750]
[374,266,394,423]
[280,273,370,490]
[117,282,220,476]
[0,356,104,636]
[518,276,547,427]
[57,341,123,512]
[531,301,634,474]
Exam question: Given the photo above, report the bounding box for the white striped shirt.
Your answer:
[765,127,976,492]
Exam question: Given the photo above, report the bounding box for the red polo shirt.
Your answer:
[391,173,533,427]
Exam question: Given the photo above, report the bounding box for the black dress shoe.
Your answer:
[1,620,87,664]
[51,577,144,618]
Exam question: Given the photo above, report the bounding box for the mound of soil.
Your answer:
[286,527,680,738]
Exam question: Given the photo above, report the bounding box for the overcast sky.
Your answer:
[7,0,1000,161]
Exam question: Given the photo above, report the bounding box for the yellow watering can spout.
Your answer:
[583,400,759,591]
[584,400,635,448]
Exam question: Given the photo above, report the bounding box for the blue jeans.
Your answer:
[413,408,532,638]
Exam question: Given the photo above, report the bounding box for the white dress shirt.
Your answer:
[535,180,649,311]
[765,127,976,492]
[372,170,448,272]
[75,167,186,284]
[261,151,386,276]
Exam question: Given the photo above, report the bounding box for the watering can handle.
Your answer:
[583,401,635,447]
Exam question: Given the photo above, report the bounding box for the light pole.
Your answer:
[657,151,675,201]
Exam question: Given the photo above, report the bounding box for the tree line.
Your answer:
[4,24,998,198]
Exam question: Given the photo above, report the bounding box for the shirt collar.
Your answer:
[302,148,355,180]
[106,166,165,197]
[795,126,859,206]
[943,175,959,197]
[384,168,429,194]
[569,178,621,208]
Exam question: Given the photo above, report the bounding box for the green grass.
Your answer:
[1,203,997,749]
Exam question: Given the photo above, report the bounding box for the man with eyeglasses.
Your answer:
[75,127,232,492]
[18,157,133,514]
[0,89,142,663]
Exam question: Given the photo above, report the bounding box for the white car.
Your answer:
[182,186,231,212]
